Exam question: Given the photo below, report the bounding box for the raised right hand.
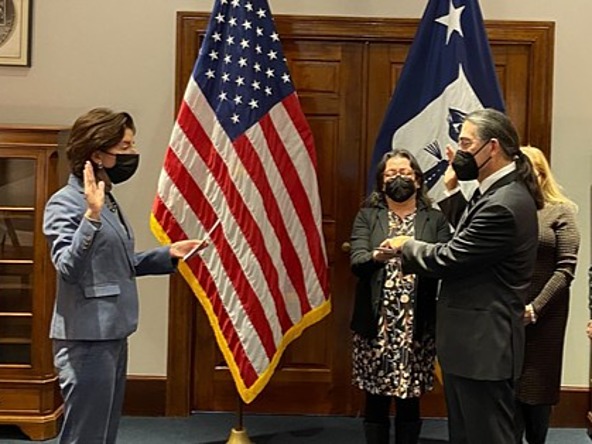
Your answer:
[443,145,458,191]
[83,161,105,220]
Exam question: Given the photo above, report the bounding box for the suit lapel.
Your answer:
[102,207,135,270]
[414,205,428,240]
[376,204,427,243]
[377,208,389,238]
[67,175,135,269]
[456,172,518,232]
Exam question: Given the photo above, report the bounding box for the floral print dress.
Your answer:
[352,210,436,398]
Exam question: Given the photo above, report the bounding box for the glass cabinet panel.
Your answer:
[0,158,36,207]
[0,158,36,263]
[0,263,34,313]
[0,209,35,261]
[0,315,32,364]
[0,259,34,365]
[0,125,66,438]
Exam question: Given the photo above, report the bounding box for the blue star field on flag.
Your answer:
[368,0,505,200]
[194,0,294,141]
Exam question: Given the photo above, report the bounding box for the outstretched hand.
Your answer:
[171,239,209,260]
[385,235,412,251]
[372,246,397,262]
[372,236,412,262]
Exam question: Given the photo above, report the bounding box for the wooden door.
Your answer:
[166,14,554,416]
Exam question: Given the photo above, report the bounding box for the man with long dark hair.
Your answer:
[384,109,542,444]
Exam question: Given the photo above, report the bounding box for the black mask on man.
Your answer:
[384,176,416,202]
[105,153,140,184]
[451,139,491,181]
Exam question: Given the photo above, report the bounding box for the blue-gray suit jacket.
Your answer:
[43,174,176,340]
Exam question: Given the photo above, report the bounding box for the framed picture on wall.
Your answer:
[0,0,32,66]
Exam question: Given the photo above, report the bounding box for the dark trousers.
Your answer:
[365,392,420,424]
[54,339,128,444]
[515,400,552,444]
[443,372,515,444]
[364,393,422,443]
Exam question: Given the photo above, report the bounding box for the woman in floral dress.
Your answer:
[350,149,451,444]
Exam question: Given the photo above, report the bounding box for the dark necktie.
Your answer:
[467,188,482,210]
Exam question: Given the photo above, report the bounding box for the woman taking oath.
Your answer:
[43,108,207,444]
[349,149,451,444]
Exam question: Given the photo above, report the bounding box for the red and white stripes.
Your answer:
[151,76,329,400]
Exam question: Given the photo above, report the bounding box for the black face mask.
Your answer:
[451,140,491,181]
[384,176,416,202]
[104,153,140,184]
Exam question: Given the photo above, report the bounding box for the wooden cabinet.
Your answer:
[0,125,68,440]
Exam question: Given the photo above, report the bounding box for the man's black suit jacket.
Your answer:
[401,172,538,381]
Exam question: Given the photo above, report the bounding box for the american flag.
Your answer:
[150,0,330,403]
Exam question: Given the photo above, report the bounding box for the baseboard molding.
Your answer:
[124,376,589,428]
[550,386,589,428]
[421,384,589,428]
[123,376,166,416]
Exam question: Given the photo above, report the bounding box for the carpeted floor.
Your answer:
[0,413,590,443]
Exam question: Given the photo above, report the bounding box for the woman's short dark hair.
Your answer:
[66,108,135,177]
[366,148,432,208]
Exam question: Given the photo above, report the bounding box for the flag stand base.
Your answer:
[226,428,253,444]
[227,395,253,444]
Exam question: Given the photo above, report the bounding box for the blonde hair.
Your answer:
[520,146,576,209]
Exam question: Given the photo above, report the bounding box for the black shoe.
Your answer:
[394,419,422,444]
[364,420,390,444]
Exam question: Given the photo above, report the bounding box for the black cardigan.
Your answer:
[349,202,451,339]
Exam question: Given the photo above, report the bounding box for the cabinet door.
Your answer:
[0,156,36,366]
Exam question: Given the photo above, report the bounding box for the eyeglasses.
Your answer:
[383,170,415,180]
[458,138,491,153]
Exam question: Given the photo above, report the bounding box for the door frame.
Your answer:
[165,12,555,416]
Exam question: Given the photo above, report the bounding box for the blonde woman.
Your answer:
[516,146,580,444]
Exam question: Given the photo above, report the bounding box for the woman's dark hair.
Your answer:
[66,108,136,178]
[365,148,432,208]
[464,108,544,209]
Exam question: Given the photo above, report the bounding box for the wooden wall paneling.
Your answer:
[365,43,410,191]
[491,45,530,148]
[486,21,555,157]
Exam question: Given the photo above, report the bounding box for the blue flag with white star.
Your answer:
[368,0,505,200]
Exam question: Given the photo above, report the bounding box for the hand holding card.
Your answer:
[182,219,221,261]
[375,246,397,254]
[373,246,398,261]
